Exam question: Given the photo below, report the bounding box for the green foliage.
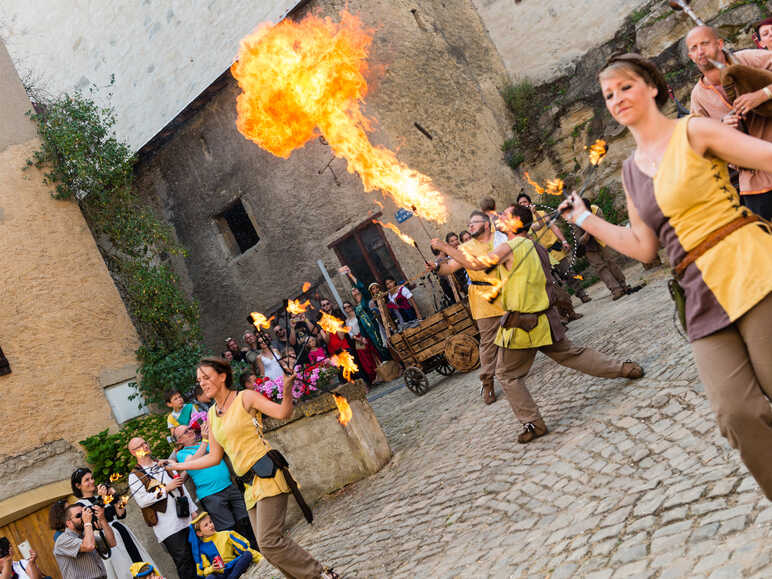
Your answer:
[629,7,649,25]
[79,414,172,482]
[592,186,627,225]
[501,79,543,169]
[26,91,202,407]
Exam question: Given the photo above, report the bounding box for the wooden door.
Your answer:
[0,503,62,579]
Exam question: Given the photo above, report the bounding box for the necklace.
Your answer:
[215,390,234,416]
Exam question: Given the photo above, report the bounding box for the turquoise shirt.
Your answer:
[177,443,232,499]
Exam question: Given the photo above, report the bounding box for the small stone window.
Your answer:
[215,199,260,256]
[0,347,10,376]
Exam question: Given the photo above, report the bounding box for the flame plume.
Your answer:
[302,282,311,293]
[232,12,448,223]
[319,311,350,335]
[544,178,565,196]
[523,172,544,195]
[250,312,274,330]
[332,393,353,426]
[331,350,359,382]
[587,139,608,166]
[460,246,499,268]
[497,213,524,235]
[109,473,123,483]
[373,219,416,247]
[100,493,114,505]
[287,299,311,314]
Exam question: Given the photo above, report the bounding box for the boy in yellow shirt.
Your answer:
[189,512,261,578]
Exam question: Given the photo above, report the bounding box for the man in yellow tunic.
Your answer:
[431,210,506,405]
[434,207,644,442]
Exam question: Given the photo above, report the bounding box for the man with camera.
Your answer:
[53,503,116,579]
[128,437,197,579]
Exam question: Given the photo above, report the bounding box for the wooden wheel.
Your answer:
[404,366,430,396]
[444,334,480,372]
[435,355,456,376]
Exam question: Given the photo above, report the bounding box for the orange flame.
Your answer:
[544,178,565,196]
[232,12,448,223]
[374,200,384,210]
[523,171,545,195]
[497,213,524,235]
[109,473,123,483]
[250,312,275,330]
[586,139,608,166]
[331,350,359,382]
[287,299,311,315]
[302,282,311,293]
[480,278,505,303]
[460,245,499,268]
[573,274,584,280]
[332,393,353,425]
[373,219,416,247]
[100,493,114,505]
[118,495,129,508]
[319,311,350,335]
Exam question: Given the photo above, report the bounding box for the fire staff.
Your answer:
[433,207,644,443]
[559,53,772,498]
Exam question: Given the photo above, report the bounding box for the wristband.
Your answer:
[201,438,208,443]
[84,522,93,527]
[764,86,772,99]
[575,210,592,228]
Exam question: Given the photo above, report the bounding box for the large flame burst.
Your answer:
[232,12,448,223]
[286,299,311,315]
[318,311,350,335]
[250,312,274,330]
[524,172,564,196]
[332,393,353,426]
[331,350,359,382]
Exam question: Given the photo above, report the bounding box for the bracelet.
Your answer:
[764,86,772,99]
[84,522,92,527]
[201,438,208,443]
[575,210,592,228]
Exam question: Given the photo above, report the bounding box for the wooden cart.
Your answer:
[379,300,481,396]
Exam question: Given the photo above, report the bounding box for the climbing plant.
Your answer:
[26,91,203,407]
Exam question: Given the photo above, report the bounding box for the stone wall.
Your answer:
[135,0,518,350]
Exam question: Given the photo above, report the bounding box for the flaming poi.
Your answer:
[497,213,524,236]
[523,171,545,195]
[287,299,311,315]
[100,493,114,505]
[586,139,608,166]
[573,274,584,281]
[318,311,350,335]
[544,178,565,196]
[109,473,123,483]
[301,281,312,293]
[250,312,274,330]
[232,11,448,223]
[331,350,359,382]
[332,393,353,426]
[373,219,416,247]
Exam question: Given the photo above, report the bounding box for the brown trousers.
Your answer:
[496,337,628,424]
[691,293,772,500]
[555,256,587,298]
[248,493,323,579]
[476,316,501,384]
[586,246,627,294]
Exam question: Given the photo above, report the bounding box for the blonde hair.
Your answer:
[598,53,669,108]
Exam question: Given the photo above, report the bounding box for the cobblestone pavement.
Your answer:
[249,264,772,578]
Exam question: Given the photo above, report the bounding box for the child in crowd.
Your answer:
[238,371,258,390]
[188,512,261,578]
[307,335,327,364]
[165,389,200,436]
[194,384,213,411]
[130,562,165,578]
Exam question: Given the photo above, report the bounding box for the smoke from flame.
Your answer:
[232,11,448,223]
[287,299,311,315]
[331,350,359,382]
[373,219,416,247]
[250,312,274,330]
[332,393,353,425]
[319,311,350,335]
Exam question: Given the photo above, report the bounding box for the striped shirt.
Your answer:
[53,528,107,579]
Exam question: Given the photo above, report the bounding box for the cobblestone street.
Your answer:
[249,264,772,578]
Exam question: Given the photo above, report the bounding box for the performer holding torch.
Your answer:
[559,53,772,499]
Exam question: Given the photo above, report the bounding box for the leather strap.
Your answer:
[673,214,762,278]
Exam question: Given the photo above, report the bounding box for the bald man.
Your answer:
[687,25,772,219]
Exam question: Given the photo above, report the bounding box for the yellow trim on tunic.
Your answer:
[494,238,553,349]
[209,392,289,509]
[654,117,772,323]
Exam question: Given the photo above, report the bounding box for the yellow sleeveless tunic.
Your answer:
[459,237,505,320]
[209,392,289,509]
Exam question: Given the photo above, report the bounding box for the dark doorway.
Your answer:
[329,217,406,287]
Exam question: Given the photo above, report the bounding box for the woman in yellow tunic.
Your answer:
[164,358,336,579]
[559,54,772,499]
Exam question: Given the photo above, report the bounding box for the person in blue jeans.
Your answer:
[175,424,257,550]
[188,513,260,578]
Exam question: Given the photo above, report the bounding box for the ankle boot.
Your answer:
[517,419,548,443]
[480,378,496,405]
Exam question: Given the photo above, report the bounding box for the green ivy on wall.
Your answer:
[26,91,203,407]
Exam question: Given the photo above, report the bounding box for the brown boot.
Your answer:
[517,419,548,443]
[612,289,626,300]
[480,378,496,405]
[621,360,644,379]
[580,294,592,303]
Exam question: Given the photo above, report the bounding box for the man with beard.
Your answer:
[688,25,772,219]
[430,210,506,405]
[54,503,116,579]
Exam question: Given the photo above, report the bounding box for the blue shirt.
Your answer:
[177,443,232,499]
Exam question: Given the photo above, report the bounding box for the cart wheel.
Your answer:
[404,366,430,396]
[436,355,456,377]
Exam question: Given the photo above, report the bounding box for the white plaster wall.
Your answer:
[0,0,300,151]
[471,0,649,82]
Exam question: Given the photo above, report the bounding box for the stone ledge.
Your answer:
[263,380,368,432]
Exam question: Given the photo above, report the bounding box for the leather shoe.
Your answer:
[580,295,592,303]
[480,380,496,404]
[517,419,548,443]
[621,360,644,379]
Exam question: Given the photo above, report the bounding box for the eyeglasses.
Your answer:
[72,512,83,520]
[468,220,487,226]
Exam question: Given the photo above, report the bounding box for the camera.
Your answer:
[175,495,190,518]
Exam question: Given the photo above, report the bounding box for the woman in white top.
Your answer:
[256,335,284,382]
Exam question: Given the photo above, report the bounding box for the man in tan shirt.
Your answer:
[688,26,772,219]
